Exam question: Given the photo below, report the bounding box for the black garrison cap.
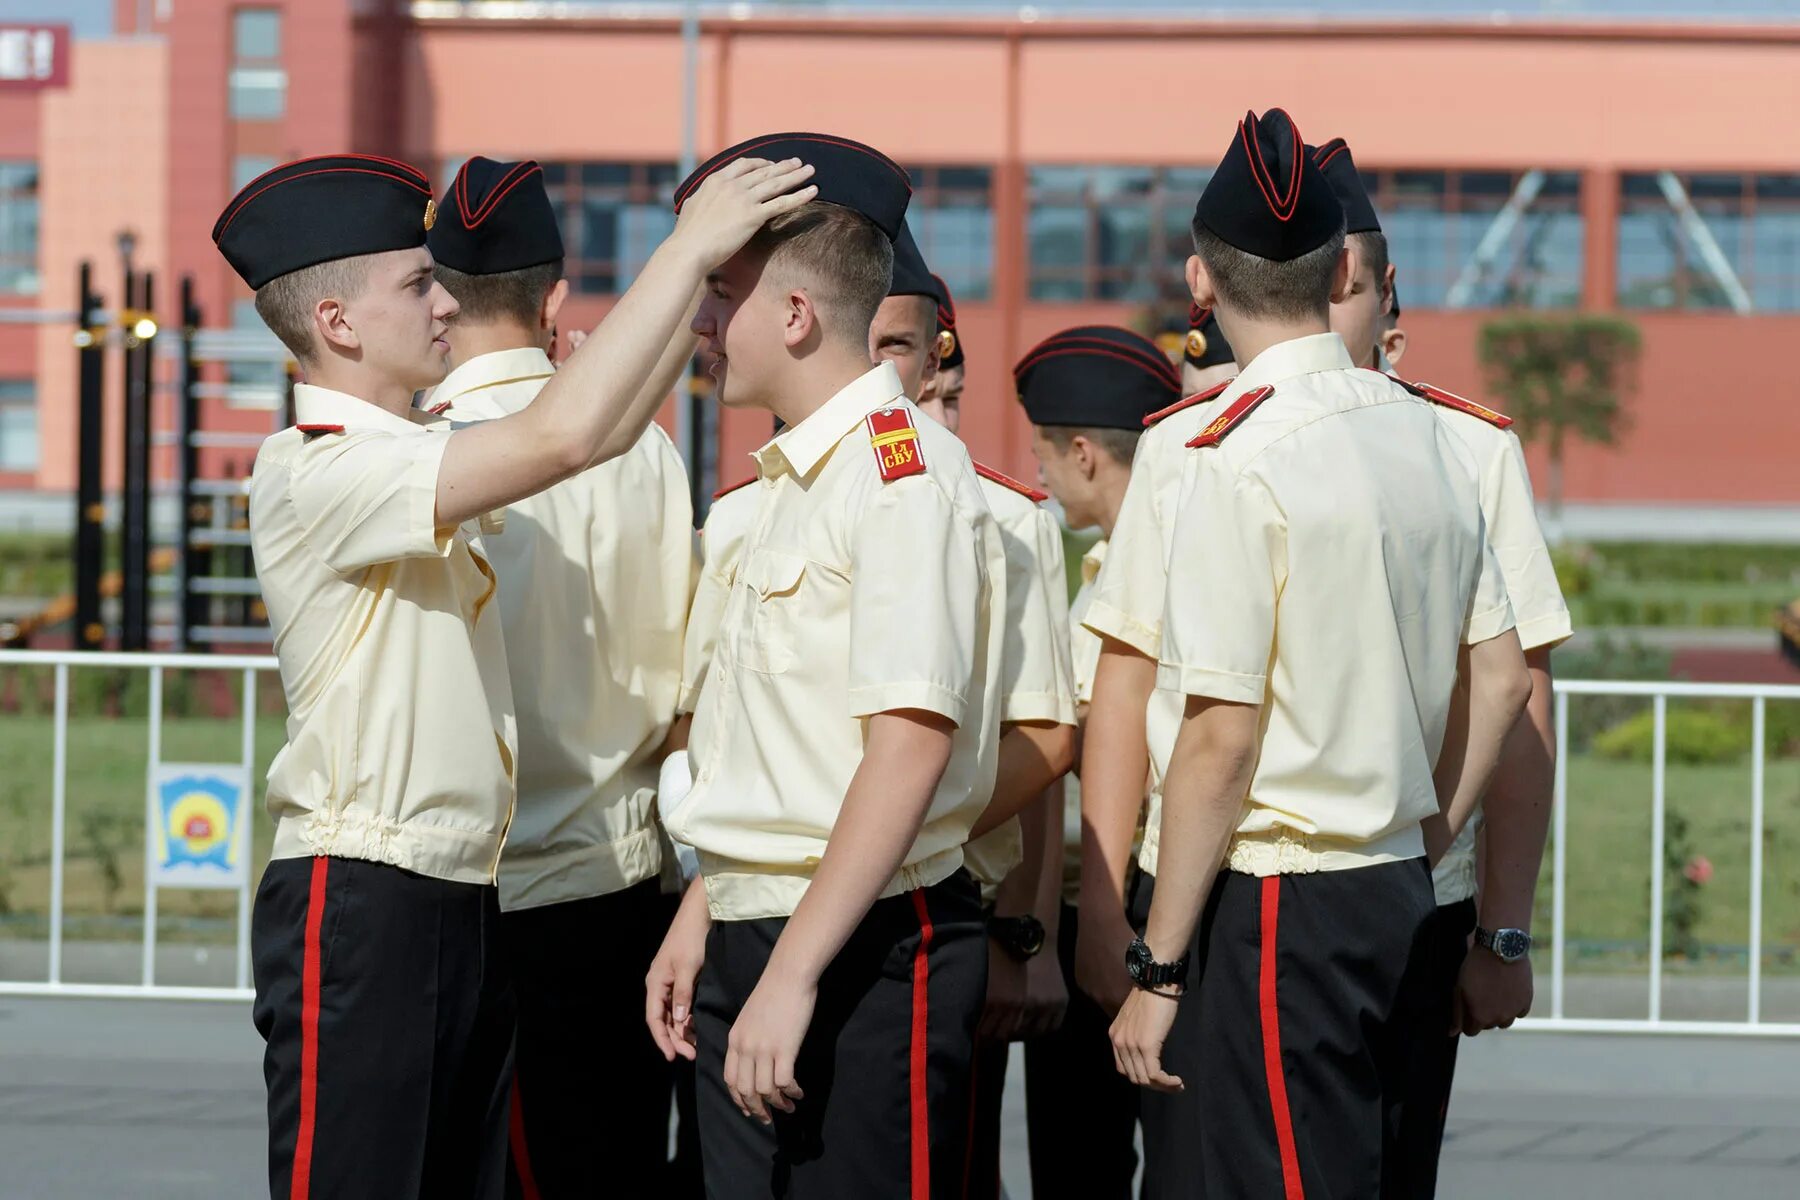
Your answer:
[1184,304,1236,369]
[213,154,435,289]
[1015,326,1181,431]
[1194,108,1344,262]
[1310,138,1381,235]
[427,157,564,275]
[931,272,963,370]
[889,222,935,299]
[673,131,911,241]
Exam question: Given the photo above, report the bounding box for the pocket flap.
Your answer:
[742,549,807,600]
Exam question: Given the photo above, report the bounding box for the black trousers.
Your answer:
[252,856,515,1200]
[1390,898,1477,1199]
[502,879,700,1199]
[1019,869,1156,1200]
[1149,861,1436,1200]
[694,871,986,1199]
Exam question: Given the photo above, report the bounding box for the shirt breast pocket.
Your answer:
[732,549,808,675]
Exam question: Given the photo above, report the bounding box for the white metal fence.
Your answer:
[1,650,1797,1034]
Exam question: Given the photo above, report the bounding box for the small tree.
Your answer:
[1478,314,1641,529]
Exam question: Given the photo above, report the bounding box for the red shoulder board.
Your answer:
[1400,379,1512,429]
[974,462,1048,503]
[866,406,927,483]
[1185,386,1275,449]
[296,424,344,437]
[425,398,452,416]
[711,474,757,501]
[1143,378,1232,428]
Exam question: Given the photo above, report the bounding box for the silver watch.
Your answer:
[1474,926,1532,963]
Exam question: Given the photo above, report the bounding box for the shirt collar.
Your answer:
[754,361,907,481]
[1081,538,1108,585]
[294,383,440,435]
[1224,332,1356,403]
[429,347,555,417]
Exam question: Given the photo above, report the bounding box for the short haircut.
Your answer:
[1350,230,1389,289]
[434,260,563,326]
[1044,424,1140,468]
[1190,218,1346,322]
[747,200,893,347]
[253,257,372,363]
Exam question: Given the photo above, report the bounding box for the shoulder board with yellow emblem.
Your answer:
[1186,385,1275,449]
[1397,379,1512,429]
[296,424,344,440]
[974,462,1048,503]
[866,406,927,483]
[1143,378,1233,429]
[711,474,757,501]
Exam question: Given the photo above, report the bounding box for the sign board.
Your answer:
[150,764,251,889]
[0,25,69,91]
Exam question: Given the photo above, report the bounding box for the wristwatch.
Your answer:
[988,914,1047,962]
[1125,937,1189,992]
[1474,926,1533,964]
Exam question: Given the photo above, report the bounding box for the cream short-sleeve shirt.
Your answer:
[1158,334,1515,875]
[664,364,1007,921]
[431,348,696,911]
[250,384,516,885]
[963,470,1077,890]
[679,476,761,715]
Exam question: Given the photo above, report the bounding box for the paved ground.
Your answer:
[2,997,1799,1198]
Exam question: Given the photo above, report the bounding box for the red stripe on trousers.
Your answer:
[1259,876,1306,1199]
[909,889,935,1200]
[292,857,330,1200]
[509,1077,543,1200]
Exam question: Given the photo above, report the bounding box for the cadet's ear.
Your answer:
[540,277,570,333]
[1186,255,1217,311]
[1381,262,1397,317]
[783,285,821,350]
[1070,433,1099,480]
[314,296,359,355]
[1381,325,1408,368]
[1330,243,1359,306]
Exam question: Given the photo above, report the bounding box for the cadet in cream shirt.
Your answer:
[430,347,696,910]
[1157,334,1515,873]
[250,383,516,885]
[1425,395,1572,904]
[963,471,1077,890]
[664,362,1006,921]
[1079,392,1226,878]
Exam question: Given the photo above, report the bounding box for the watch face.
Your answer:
[1125,938,1150,982]
[1016,916,1046,958]
[1494,929,1532,961]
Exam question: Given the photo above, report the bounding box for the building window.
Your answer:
[0,380,38,472]
[1027,166,1211,303]
[1361,169,1584,309]
[0,161,40,296]
[904,166,995,301]
[233,155,278,192]
[1619,172,1800,312]
[229,8,285,121]
[542,162,678,295]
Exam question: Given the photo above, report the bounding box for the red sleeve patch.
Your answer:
[1186,386,1275,449]
[1399,379,1512,429]
[1143,378,1232,428]
[295,424,344,437]
[974,462,1048,503]
[866,407,927,483]
[711,474,757,501]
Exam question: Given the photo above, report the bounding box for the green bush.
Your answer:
[1593,708,1745,766]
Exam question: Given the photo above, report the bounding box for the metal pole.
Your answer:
[142,665,164,986]
[1551,687,1568,1019]
[1748,697,1765,1023]
[178,277,208,649]
[121,266,151,651]
[74,262,106,650]
[48,664,69,984]
[1648,694,1666,1022]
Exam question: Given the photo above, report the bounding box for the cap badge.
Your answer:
[935,329,957,361]
[1185,329,1208,359]
[423,199,438,231]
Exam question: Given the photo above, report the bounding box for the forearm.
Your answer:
[591,318,701,467]
[994,788,1064,929]
[1141,700,1259,965]
[1476,652,1555,929]
[767,712,953,982]
[1078,643,1155,915]
[970,721,1073,838]
[536,239,708,468]
[1435,629,1531,846]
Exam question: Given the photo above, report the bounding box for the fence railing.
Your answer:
[1,650,1797,1033]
